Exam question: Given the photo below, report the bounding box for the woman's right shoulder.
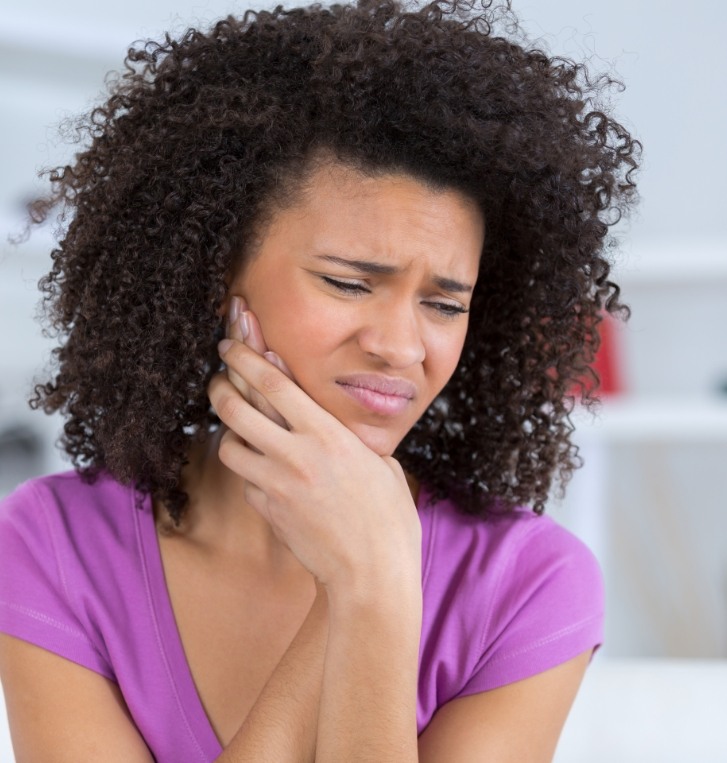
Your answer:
[0,470,149,682]
[0,470,143,558]
[0,471,135,525]
[0,472,157,763]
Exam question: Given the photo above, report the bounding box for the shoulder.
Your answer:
[0,469,147,611]
[0,470,141,551]
[416,487,603,730]
[0,471,149,680]
[419,488,601,602]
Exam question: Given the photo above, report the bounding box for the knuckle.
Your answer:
[289,455,317,489]
[258,368,285,396]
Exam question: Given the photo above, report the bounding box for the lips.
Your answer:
[335,374,416,416]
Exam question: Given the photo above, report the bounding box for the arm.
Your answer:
[0,635,590,763]
[315,582,422,763]
[0,634,155,763]
[417,650,592,763]
[0,587,326,763]
[215,581,328,763]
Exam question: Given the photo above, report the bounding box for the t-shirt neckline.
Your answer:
[134,489,225,759]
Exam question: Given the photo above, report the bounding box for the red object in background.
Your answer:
[592,312,623,396]
[568,312,624,399]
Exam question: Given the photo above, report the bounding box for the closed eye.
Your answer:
[321,276,370,294]
[426,301,469,318]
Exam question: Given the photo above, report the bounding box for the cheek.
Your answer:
[255,290,343,372]
[427,329,467,385]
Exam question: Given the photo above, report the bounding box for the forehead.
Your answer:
[274,161,485,275]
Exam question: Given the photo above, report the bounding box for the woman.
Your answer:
[0,1,639,760]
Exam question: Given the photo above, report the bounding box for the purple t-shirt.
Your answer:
[0,471,603,761]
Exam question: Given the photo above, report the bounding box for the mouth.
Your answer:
[335,374,416,417]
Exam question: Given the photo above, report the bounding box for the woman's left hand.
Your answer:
[208,338,422,599]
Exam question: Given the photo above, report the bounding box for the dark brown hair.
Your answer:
[29,0,640,522]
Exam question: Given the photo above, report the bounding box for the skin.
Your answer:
[0,161,591,762]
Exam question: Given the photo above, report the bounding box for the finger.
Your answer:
[242,480,272,524]
[226,300,288,429]
[223,298,265,452]
[216,429,277,523]
[244,310,296,383]
[264,350,293,379]
[241,310,290,428]
[217,425,269,482]
[215,421,287,503]
[209,371,295,458]
[242,308,267,356]
[225,296,253,398]
[216,428,291,548]
[242,481,291,548]
[217,340,337,434]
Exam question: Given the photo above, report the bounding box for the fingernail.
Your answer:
[218,339,233,355]
[240,312,250,339]
[228,296,241,326]
[264,351,284,370]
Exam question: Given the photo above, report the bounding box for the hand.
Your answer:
[209,341,422,598]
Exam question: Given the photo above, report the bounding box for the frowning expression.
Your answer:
[228,161,484,456]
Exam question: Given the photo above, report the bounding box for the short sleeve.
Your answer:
[0,480,114,679]
[456,517,604,698]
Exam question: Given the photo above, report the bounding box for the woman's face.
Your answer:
[228,161,484,456]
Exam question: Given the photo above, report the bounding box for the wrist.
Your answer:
[324,568,423,627]
[324,527,422,604]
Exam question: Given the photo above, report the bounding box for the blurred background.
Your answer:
[1,0,726,760]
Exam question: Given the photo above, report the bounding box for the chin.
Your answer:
[346,421,408,458]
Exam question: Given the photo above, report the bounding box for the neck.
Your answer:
[156,430,298,569]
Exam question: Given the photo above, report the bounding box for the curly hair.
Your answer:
[28,0,640,523]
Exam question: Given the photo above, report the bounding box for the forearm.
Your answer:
[216,584,328,763]
[315,580,422,763]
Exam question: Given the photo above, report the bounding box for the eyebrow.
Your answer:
[314,254,474,294]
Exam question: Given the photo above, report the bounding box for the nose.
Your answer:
[356,298,426,368]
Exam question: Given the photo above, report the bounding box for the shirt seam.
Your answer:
[0,599,95,643]
[33,481,76,610]
[484,610,604,669]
